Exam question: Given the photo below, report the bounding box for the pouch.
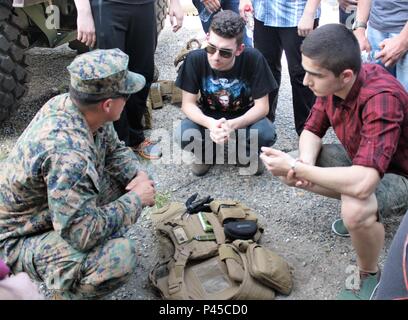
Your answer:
[246,243,293,295]
[210,200,246,224]
[224,221,258,240]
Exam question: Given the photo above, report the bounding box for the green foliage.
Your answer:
[154,191,171,209]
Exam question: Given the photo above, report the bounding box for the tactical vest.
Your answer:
[149,197,293,300]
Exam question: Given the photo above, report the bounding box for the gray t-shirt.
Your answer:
[370,0,408,33]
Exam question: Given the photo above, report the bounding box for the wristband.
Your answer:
[290,158,301,172]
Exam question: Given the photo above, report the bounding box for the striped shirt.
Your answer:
[304,64,408,178]
[253,0,321,27]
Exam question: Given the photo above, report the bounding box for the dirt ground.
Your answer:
[0,1,404,301]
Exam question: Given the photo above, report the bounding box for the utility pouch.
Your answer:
[224,221,258,240]
[210,200,258,224]
[245,242,293,295]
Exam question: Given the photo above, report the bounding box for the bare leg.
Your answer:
[341,194,384,273]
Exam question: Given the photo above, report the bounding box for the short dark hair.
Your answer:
[69,85,110,106]
[301,24,361,76]
[209,10,246,46]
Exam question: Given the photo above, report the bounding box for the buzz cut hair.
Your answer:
[301,23,361,77]
[69,85,109,106]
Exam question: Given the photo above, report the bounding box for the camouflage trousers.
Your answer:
[13,174,137,299]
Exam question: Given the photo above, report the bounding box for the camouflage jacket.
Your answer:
[0,94,142,265]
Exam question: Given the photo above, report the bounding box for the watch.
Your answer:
[352,21,367,31]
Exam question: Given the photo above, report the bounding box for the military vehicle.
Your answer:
[0,0,168,122]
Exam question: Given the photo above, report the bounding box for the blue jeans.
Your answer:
[375,211,408,300]
[367,25,408,91]
[174,117,276,164]
[192,0,253,47]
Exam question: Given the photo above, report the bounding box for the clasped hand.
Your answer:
[209,118,233,144]
[125,171,156,207]
[260,147,313,188]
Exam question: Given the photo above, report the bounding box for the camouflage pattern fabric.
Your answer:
[15,232,137,299]
[68,48,145,98]
[0,93,144,298]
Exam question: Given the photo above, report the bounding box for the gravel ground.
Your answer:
[0,1,403,301]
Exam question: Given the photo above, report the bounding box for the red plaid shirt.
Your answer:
[304,64,408,178]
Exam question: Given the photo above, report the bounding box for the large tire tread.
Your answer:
[155,0,168,36]
[0,0,29,122]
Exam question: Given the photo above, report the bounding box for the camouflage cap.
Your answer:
[67,48,146,99]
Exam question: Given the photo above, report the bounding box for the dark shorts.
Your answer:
[316,144,408,219]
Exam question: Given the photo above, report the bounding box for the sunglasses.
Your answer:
[204,43,234,59]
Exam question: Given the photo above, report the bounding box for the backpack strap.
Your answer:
[167,247,192,296]
[205,212,226,244]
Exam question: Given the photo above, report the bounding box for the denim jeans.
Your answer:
[174,117,276,164]
[367,25,408,91]
[192,0,253,47]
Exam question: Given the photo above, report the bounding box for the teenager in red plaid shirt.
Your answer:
[260,24,408,300]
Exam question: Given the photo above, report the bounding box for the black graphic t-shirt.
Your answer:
[175,47,277,119]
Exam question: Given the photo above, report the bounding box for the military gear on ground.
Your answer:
[149,197,293,300]
[224,221,258,240]
[147,82,163,109]
[174,38,202,71]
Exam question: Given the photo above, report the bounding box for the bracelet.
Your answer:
[290,158,301,172]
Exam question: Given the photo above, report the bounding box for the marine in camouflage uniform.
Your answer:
[0,49,153,299]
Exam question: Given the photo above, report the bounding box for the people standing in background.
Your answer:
[74,0,184,160]
[238,0,321,136]
[338,0,358,28]
[192,0,253,47]
[353,0,408,91]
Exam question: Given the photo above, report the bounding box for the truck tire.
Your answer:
[155,0,168,36]
[154,0,168,82]
[0,0,29,123]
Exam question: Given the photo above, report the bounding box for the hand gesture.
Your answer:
[209,118,229,144]
[126,171,156,207]
[298,12,315,37]
[260,147,294,177]
[168,0,184,32]
[76,10,96,48]
[354,28,371,52]
[239,0,253,20]
[0,273,44,300]
[202,0,221,13]
[376,35,408,68]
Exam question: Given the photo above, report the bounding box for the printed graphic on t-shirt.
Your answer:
[201,76,254,113]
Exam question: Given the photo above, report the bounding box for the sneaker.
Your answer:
[190,163,211,176]
[133,139,162,160]
[331,218,350,237]
[337,270,381,300]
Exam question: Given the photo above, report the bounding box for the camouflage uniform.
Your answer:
[0,49,147,299]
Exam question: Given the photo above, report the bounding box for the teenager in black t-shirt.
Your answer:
[174,10,278,176]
